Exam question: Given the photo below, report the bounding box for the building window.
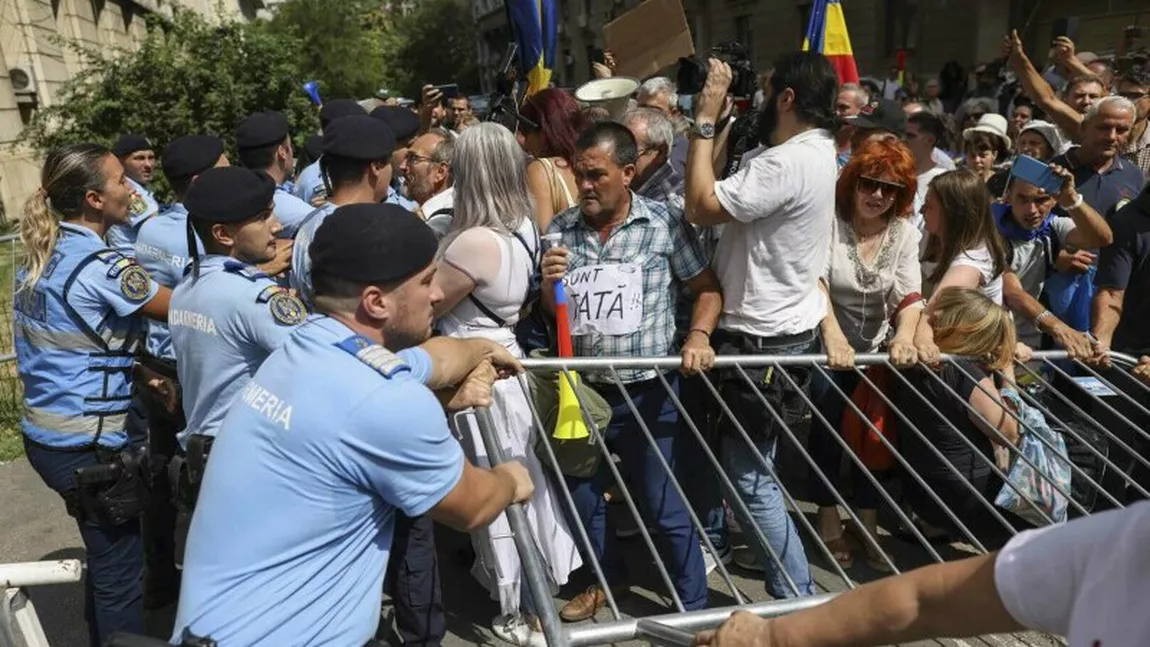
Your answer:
[884,0,919,54]
[90,0,105,22]
[734,14,754,59]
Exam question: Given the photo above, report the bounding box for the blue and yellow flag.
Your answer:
[802,0,860,84]
[507,0,557,96]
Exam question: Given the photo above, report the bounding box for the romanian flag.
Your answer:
[507,0,558,96]
[802,0,860,84]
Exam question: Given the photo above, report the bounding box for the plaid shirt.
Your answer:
[1125,123,1150,179]
[549,192,708,383]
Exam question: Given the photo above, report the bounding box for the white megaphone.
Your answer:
[574,77,640,121]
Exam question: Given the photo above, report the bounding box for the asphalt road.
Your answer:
[0,457,1062,647]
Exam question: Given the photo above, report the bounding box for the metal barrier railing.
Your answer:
[471,350,1148,646]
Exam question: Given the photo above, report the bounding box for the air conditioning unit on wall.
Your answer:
[8,64,37,104]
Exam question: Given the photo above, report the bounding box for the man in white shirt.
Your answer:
[400,128,455,238]
[695,501,1150,647]
[906,111,952,228]
[684,51,840,598]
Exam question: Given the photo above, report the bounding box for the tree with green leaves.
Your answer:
[373,0,481,98]
[18,9,319,199]
[266,0,387,101]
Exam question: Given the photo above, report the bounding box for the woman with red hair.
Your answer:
[518,89,584,231]
[811,138,923,571]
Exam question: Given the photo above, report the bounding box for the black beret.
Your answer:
[162,135,225,180]
[322,115,396,161]
[236,111,290,149]
[319,99,367,129]
[113,134,153,158]
[304,134,323,161]
[185,167,276,224]
[310,203,437,285]
[370,106,421,142]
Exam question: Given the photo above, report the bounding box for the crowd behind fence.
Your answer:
[473,350,1148,646]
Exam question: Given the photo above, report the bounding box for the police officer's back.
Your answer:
[290,115,397,306]
[170,167,306,448]
[172,204,533,646]
[293,99,367,205]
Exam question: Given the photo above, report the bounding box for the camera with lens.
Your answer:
[677,41,758,98]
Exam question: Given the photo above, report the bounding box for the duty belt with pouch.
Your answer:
[170,434,214,510]
[70,445,151,526]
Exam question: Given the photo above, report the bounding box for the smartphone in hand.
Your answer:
[1010,154,1065,196]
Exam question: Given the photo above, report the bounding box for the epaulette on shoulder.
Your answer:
[334,335,409,379]
[223,261,270,282]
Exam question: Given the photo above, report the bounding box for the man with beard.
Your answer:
[399,128,455,238]
[172,203,533,646]
[684,51,838,595]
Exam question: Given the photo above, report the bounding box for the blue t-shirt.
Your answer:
[106,177,160,257]
[135,202,202,360]
[273,185,315,239]
[169,255,304,447]
[1051,148,1146,221]
[172,317,456,646]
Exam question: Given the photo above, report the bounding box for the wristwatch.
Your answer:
[693,120,716,140]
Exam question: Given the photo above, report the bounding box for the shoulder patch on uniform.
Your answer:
[334,335,410,378]
[42,251,63,279]
[268,290,306,326]
[94,250,123,264]
[106,257,134,279]
[119,264,152,301]
[129,193,148,216]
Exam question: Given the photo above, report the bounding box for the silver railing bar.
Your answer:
[607,367,748,606]
[560,366,685,613]
[652,371,805,598]
[916,363,1060,526]
[695,367,834,594]
[514,372,622,620]
[1012,363,1147,500]
[634,619,697,646]
[473,407,568,647]
[564,593,838,646]
[1042,358,1150,451]
[519,351,1136,371]
[1070,359,1150,420]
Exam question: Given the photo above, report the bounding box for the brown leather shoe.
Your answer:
[559,584,623,622]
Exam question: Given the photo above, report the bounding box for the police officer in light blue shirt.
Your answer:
[170,166,306,453]
[371,105,423,211]
[236,110,314,238]
[14,143,171,645]
[293,99,367,206]
[107,134,161,255]
[291,115,397,307]
[173,203,534,646]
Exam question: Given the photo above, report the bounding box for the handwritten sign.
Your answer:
[605,0,695,80]
[565,263,643,336]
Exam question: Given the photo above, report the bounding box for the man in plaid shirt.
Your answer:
[541,121,723,622]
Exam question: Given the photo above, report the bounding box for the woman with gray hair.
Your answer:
[433,122,581,646]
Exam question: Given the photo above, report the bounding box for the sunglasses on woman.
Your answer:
[857,175,905,197]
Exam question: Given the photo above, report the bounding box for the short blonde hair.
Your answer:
[929,287,1017,370]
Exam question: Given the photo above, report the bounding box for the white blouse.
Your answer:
[823,216,923,353]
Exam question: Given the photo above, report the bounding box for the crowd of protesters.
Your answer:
[10,22,1150,647]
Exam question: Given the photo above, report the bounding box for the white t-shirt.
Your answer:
[924,245,1004,305]
[1009,217,1075,346]
[995,501,1150,646]
[712,128,837,337]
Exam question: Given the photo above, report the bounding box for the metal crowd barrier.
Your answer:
[472,350,1148,646]
[0,561,82,647]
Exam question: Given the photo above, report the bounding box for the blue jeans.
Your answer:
[24,439,144,646]
[564,373,708,610]
[709,329,817,598]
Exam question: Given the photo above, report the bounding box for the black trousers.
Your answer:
[132,374,184,613]
[383,513,445,646]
